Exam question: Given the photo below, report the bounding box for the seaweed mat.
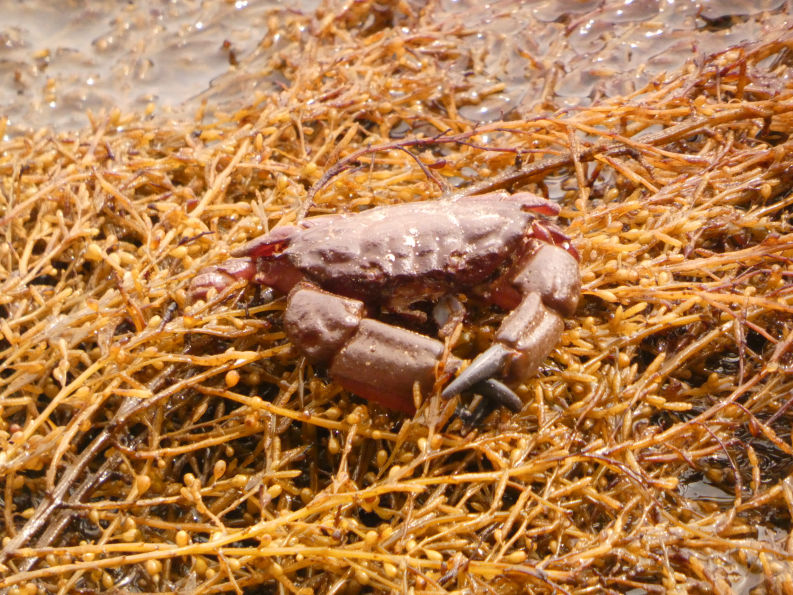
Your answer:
[2,6,793,595]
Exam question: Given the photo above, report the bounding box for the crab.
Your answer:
[191,190,580,416]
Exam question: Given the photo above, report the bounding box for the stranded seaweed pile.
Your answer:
[2,4,793,593]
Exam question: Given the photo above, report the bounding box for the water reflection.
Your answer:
[0,0,790,136]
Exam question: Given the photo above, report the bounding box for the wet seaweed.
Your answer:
[3,4,793,594]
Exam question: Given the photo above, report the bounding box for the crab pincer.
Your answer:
[191,190,580,418]
[441,242,580,410]
[280,282,461,412]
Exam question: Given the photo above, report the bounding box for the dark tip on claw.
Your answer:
[472,379,523,412]
[441,343,512,400]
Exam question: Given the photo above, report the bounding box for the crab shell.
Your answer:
[236,192,577,313]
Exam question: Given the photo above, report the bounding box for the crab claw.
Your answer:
[442,243,579,410]
[284,283,461,413]
[472,379,523,412]
[441,344,511,399]
[441,293,563,407]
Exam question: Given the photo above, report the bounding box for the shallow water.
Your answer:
[438,0,792,121]
[0,0,790,137]
[0,0,315,136]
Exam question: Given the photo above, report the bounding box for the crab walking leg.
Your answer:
[442,243,581,407]
[284,283,461,413]
[190,257,257,301]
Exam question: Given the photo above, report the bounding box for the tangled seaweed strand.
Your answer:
[3,4,793,594]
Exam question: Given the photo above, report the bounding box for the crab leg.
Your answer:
[284,283,460,413]
[442,243,580,409]
[190,257,257,301]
